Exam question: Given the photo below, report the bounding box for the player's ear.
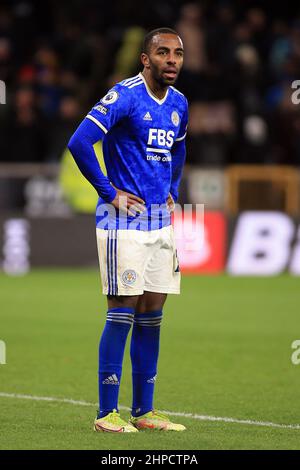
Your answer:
[141,53,150,69]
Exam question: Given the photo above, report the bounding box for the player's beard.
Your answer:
[150,60,178,87]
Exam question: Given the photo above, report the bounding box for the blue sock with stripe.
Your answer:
[130,310,163,417]
[98,308,134,418]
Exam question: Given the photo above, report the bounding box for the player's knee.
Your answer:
[107,294,139,310]
[136,292,167,313]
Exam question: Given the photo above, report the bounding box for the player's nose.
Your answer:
[167,56,177,66]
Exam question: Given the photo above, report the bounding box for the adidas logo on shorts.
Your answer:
[102,374,120,385]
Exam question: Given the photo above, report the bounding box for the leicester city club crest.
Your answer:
[122,270,137,285]
[171,111,180,126]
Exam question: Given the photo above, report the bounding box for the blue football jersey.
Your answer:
[86,73,188,230]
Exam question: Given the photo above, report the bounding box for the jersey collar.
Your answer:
[139,72,169,105]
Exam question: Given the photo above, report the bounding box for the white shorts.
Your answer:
[96,225,181,296]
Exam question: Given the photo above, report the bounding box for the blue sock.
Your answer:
[130,310,163,417]
[98,307,134,418]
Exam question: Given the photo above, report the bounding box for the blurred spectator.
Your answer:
[0,37,13,85]
[108,26,145,87]
[0,85,46,162]
[175,3,208,101]
[34,45,63,116]
[46,94,82,162]
[187,100,236,165]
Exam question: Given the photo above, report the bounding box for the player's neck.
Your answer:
[141,70,168,100]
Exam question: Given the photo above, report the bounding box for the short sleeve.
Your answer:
[86,85,131,135]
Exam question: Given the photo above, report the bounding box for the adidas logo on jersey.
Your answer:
[102,374,120,385]
[143,112,152,121]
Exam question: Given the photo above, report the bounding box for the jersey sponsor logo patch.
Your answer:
[122,269,137,285]
[101,90,119,105]
[171,111,180,126]
[147,128,175,147]
[94,104,108,115]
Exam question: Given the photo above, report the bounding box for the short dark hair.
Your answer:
[142,27,179,54]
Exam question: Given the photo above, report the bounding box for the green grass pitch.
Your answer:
[1,270,300,450]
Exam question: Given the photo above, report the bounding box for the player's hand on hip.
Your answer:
[167,193,175,212]
[111,186,145,217]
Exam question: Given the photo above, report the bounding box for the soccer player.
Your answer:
[68,28,188,432]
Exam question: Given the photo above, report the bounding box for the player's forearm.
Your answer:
[68,119,117,203]
[170,139,186,202]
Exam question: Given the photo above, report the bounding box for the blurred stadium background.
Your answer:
[1,0,300,450]
[1,0,300,274]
